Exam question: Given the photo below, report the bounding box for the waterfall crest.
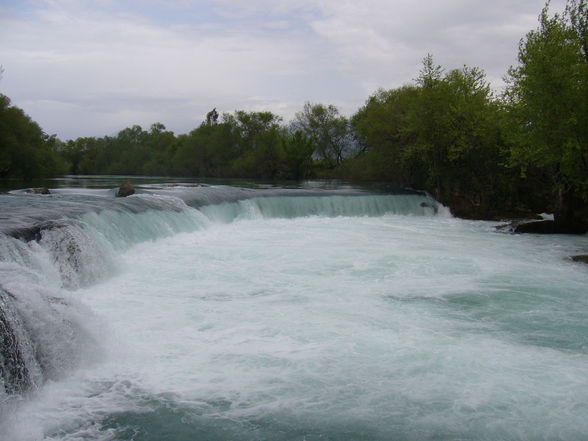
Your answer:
[0,188,443,398]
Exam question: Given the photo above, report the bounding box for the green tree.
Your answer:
[223,110,285,178]
[172,122,235,177]
[63,137,96,174]
[408,55,453,197]
[223,110,282,155]
[231,126,286,179]
[142,123,176,175]
[441,66,512,213]
[294,103,352,168]
[351,57,512,217]
[282,130,315,179]
[0,94,66,180]
[505,0,588,228]
[350,86,419,182]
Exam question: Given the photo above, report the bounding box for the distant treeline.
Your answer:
[1,0,587,227]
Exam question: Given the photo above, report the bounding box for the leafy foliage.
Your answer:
[0,94,66,180]
[294,103,355,167]
[59,110,319,181]
[351,57,515,217]
[505,0,588,225]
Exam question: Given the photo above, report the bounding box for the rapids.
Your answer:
[1,179,587,441]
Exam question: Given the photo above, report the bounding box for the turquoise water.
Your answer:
[1,184,588,440]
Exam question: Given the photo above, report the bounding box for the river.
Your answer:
[1,177,587,441]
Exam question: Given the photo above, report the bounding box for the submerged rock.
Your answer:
[572,255,588,264]
[26,187,50,195]
[117,180,135,197]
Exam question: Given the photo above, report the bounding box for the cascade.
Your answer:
[0,187,441,399]
[1,183,588,441]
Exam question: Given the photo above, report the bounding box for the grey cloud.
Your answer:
[0,0,565,139]
[309,0,568,90]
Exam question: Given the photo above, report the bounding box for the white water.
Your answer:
[1,193,588,441]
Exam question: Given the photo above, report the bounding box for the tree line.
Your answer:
[1,0,586,228]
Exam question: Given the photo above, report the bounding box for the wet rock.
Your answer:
[572,255,588,264]
[513,220,557,234]
[117,180,135,197]
[10,221,67,242]
[513,220,587,235]
[495,220,524,233]
[26,187,50,195]
[0,289,34,394]
[419,201,438,214]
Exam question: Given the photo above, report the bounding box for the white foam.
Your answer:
[3,214,588,440]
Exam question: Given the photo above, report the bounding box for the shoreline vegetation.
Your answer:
[1,1,587,232]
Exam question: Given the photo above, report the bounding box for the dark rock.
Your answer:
[117,180,135,197]
[419,201,438,214]
[0,289,34,394]
[490,212,543,222]
[26,187,50,195]
[572,255,588,264]
[495,219,532,233]
[441,194,541,221]
[514,220,557,234]
[513,220,587,235]
[9,221,67,242]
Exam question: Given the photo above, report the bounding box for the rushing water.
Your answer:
[1,178,588,441]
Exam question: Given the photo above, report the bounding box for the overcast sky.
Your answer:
[0,0,566,140]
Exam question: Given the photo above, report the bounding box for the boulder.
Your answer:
[572,255,588,264]
[26,187,50,195]
[513,220,557,234]
[514,220,587,235]
[116,180,135,197]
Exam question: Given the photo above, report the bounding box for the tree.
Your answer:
[0,94,66,180]
[171,123,232,177]
[142,123,176,175]
[351,86,419,181]
[63,137,93,174]
[282,130,315,179]
[351,57,512,217]
[294,102,352,168]
[409,55,453,198]
[566,0,587,61]
[223,110,282,154]
[505,0,588,229]
[205,108,219,126]
[223,111,285,178]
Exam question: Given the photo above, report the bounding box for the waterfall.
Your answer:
[0,189,442,399]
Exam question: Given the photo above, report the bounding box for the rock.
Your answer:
[26,187,50,195]
[116,180,135,197]
[419,202,438,214]
[514,220,587,235]
[572,255,588,264]
[0,289,35,394]
[513,220,557,234]
[10,221,66,242]
[495,219,526,233]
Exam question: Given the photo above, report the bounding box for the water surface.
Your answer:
[1,178,587,441]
